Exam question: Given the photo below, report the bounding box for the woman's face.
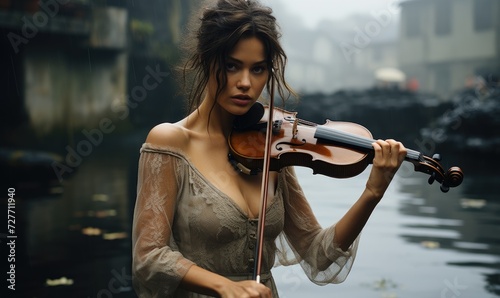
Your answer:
[207,36,269,116]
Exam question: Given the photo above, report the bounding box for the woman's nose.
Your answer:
[237,71,251,89]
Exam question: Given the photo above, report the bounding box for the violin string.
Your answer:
[284,115,424,162]
[297,118,318,126]
[318,126,373,149]
[315,126,423,161]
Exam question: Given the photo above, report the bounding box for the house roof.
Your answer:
[399,0,454,6]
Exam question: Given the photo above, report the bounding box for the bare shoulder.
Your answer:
[145,122,189,151]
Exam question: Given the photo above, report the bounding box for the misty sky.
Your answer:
[262,0,401,28]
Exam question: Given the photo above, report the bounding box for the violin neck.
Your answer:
[314,125,423,163]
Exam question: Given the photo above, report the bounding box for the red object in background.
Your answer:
[407,77,420,92]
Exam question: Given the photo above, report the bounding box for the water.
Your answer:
[4,136,500,298]
[274,166,500,298]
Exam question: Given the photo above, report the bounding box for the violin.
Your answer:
[228,102,464,192]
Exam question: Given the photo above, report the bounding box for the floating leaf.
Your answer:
[82,227,102,236]
[420,241,440,249]
[46,277,74,286]
[103,232,128,240]
[460,198,486,209]
[92,194,109,202]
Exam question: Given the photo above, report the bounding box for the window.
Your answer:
[435,65,451,96]
[405,7,421,38]
[372,47,383,62]
[435,0,452,36]
[474,0,493,31]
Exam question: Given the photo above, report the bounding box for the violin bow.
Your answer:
[253,71,275,282]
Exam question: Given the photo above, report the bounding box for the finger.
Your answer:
[257,286,272,298]
[372,140,381,151]
[375,139,391,158]
[396,141,407,162]
[386,139,398,157]
[386,139,407,162]
[245,287,260,297]
[256,284,272,298]
[372,139,384,156]
[240,281,271,298]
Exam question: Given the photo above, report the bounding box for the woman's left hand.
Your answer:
[365,139,407,200]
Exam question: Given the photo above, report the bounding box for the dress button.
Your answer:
[249,243,255,249]
[248,258,255,272]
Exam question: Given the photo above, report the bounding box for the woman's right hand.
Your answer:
[180,265,272,297]
[217,280,272,298]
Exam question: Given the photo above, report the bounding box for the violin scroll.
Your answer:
[415,154,464,193]
[438,166,464,193]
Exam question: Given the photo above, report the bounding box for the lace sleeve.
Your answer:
[275,167,360,285]
[132,148,195,297]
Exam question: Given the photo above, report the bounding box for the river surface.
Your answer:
[274,166,500,298]
[5,135,499,298]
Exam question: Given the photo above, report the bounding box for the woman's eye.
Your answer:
[226,63,237,72]
[253,66,266,74]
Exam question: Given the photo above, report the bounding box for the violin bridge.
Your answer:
[292,118,298,139]
[272,120,282,135]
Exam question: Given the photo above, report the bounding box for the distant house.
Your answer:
[398,0,500,97]
[281,13,400,94]
[284,32,341,94]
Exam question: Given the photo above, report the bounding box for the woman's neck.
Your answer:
[185,96,234,138]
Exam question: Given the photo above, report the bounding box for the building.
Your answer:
[1,1,129,141]
[0,0,195,145]
[398,0,500,97]
[278,11,400,94]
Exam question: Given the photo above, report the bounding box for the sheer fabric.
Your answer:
[132,143,360,297]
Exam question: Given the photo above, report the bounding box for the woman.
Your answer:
[132,0,407,297]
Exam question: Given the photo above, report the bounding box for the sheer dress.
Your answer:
[132,143,360,297]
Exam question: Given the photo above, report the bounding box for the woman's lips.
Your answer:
[231,95,253,106]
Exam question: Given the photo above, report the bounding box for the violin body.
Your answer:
[229,107,375,178]
[229,102,464,192]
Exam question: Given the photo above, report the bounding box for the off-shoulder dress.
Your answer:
[132,143,360,297]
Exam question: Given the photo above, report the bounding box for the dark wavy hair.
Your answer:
[177,0,296,114]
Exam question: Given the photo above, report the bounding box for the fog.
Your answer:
[263,0,401,28]
[257,0,498,95]
[259,0,402,93]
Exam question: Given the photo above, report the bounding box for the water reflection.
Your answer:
[8,133,500,297]
[15,135,141,298]
[398,171,500,296]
